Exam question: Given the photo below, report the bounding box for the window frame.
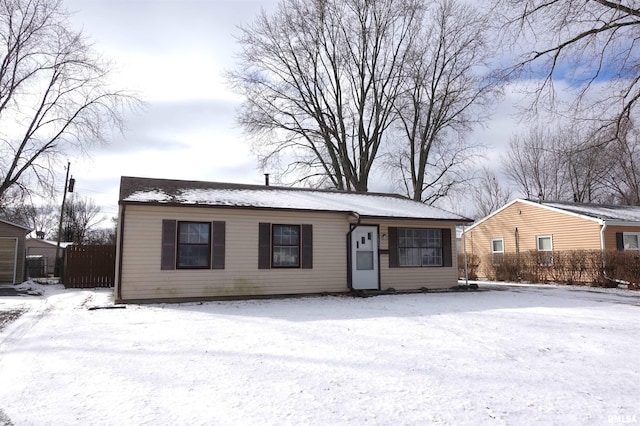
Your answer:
[272,224,301,268]
[176,221,211,269]
[622,232,640,251]
[491,238,504,265]
[397,228,443,267]
[536,235,553,266]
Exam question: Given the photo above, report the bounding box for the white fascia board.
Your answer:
[602,220,640,227]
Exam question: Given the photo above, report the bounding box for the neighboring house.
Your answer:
[0,218,31,284]
[24,238,74,277]
[115,176,470,303]
[463,198,640,279]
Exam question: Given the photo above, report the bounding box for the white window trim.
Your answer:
[536,235,553,266]
[491,238,504,265]
[622,232,640,251]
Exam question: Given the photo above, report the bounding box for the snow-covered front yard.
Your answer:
[0,282,638,425]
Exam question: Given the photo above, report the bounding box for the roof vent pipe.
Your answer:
[264,173,270,186]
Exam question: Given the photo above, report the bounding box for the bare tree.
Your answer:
[0,0,137,205]
[502,121,614,203]
[555,124,608,203]
[228,0,420,191]
[56,194,102,244]
[229,0,499,197]
[501,124,571,201]
[85,216,116,245]
[0,202,57,237]
[495,0,640,130]
[470,166,512,219]
[599,120,640,205]
[391,0,500,202]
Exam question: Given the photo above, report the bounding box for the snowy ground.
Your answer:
[0,282,639,426]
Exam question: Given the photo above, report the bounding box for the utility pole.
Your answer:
[55,161,74,277]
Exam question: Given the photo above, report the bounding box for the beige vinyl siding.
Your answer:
[0,221,27,283]
[604,225,640,250]
[117,205,350,301]
[464,201,602,279]
[374,220,458,291]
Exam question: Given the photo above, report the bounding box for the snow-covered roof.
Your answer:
[26,238,74,248]
[119,176,469,221]
[542,201,640,223]
[465,198,640,233]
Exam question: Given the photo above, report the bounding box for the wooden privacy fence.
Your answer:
[64,245,116,288]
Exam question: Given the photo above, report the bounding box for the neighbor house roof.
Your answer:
[542,201,640,223]
[465,198,640,232]
[119,176,469,221]
[25,238,74,248]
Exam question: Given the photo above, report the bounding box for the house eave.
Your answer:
[119,200,467,222]
[602,220,640,227]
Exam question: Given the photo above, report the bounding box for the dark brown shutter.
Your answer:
[258,222,271,269]
[616,232,624,251]
[161,219,176,270]
[211,221,225,269]
[301,224,313,269]
[442,228,452,267]
[388,227,398,268]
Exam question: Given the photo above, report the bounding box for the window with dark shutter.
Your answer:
[301,224,313,269]
[616,232,624,251]
[258,222,271,269]
[211,221,226,269]
[442,228,452,267]
[272,224,300,267]
[388,227,398,268]
[177,222,211,269]
[390,227,452,268]
[161,220,176,270]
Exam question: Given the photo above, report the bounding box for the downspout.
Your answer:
[462,224,468,286]
[346,212,361,290]
[515,227,520,279]
[115,203,126,303]
[600,220,608,281]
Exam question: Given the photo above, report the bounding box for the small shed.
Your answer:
[0,218,31,284]
[24,238,74,277]
[115,176,470,303]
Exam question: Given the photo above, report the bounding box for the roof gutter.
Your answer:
[599,220,640,227]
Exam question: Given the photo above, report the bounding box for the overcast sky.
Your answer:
[61,0,526,220]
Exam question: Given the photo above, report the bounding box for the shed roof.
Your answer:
[0,218,31,232]
[119,176,469,221]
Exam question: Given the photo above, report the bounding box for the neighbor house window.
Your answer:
[398,228,443,267]
[177,222,211,268]
[272,224,300,267]
[536,235,553,266]
[623,233,640,250]
[491,238,504,265]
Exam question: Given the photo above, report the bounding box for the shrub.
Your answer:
[457,253,480,280]
[485,253,521,282]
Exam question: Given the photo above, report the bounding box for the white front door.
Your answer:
[350,226,379,290]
